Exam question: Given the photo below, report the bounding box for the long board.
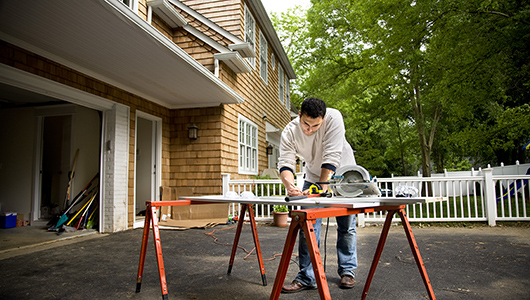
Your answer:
[179,195,445,208]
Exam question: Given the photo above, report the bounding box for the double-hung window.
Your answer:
[285,80,290,110]
[259,31,268,83]
[239,116,258,174]
[244,6,256,67]
[279,66,284,104]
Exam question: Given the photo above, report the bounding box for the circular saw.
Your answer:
[329,165,381,197]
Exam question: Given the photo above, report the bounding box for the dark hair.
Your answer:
[300,97,326,119]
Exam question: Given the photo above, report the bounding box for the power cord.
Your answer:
[323,217,329,272]
[205,225,298,265]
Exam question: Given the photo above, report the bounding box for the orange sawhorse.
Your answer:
[270,205,435,300]
[135,201,267,300]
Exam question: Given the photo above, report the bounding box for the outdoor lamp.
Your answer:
[266,144,273,155]
[188,124,198,140]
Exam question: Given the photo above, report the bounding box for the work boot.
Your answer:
[339,275,356,289]
[281,280,317,293]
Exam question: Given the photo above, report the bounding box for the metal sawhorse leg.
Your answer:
[269,205,435,300]
[135,201,267,300]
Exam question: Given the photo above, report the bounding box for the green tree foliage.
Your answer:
[271,0,530,176]
[270,6,312,106]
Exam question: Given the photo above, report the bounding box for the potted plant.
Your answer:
[273,205,289,227]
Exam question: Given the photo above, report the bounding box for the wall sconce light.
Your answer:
[266,144,273,155]
[188,124,198,140]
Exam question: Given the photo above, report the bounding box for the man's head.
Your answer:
[299,97,326,136]
[300,97,326,119]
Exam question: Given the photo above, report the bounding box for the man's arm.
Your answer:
[318,167,334,193]
[280,169,303,196]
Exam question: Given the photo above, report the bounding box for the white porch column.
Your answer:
[296,172,304,189]
[101,104,129,233]
[483,168,497,226]
[222,173,230,196]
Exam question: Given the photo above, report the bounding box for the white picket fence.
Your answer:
[222,165,530,227]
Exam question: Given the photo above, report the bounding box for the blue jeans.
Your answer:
[295,181,358,286]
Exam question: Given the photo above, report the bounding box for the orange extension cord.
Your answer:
[204,224,297,262]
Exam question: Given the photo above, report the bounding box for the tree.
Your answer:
[270,6,312,106]
[302,0,530,175]
[270,0,530,176]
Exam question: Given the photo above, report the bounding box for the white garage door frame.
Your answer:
[0,64,130,233]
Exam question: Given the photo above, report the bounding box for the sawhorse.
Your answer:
[270,205,435,300]
[135,201,266,300]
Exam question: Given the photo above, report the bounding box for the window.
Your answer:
[285,80,290,110]
[239,115,258,174]
[259,31,268,83]
[244,6,256,67]
[120,0,137,12]
[279,66,284,104]
[271,53,276,70]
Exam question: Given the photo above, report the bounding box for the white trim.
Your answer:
[259,30,268,83]
[279,66,284,105]
[0,64,114,111]
[147,0,187,28]
[32,116,44,221]
[228,43,255,58]
[169,0,243,44]
[181,25,251,74]
[214,52,252,74]
[0,1,245,109]
[99,110,107,233]
[103,0,245,105]
[238,114,259,175]
[134,111,162,228]
[31,105,77,221]
[244,4,256,69]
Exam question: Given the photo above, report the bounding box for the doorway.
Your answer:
[40,115,72,219]
[134,112,161,227]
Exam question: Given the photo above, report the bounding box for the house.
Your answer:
[0,0,296,232]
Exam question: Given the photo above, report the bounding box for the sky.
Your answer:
[260,0,311,15]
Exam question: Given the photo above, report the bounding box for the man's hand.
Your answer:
[286,182,303,197]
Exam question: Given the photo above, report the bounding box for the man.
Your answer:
[278,97,357,293]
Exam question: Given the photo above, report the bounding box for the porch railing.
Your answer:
[222,167,530,226]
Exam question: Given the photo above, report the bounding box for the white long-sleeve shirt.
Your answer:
[278,108,356,183]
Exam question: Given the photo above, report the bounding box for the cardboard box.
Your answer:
[16,214,24,227]
[159,186,177,218]
[158,186,228,229]
[0,212,17,229]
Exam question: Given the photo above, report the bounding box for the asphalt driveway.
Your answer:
[1,223,529,299]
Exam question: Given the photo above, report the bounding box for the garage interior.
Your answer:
[0,82,102,232]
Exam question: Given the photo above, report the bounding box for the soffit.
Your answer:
[0,0,245,109]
